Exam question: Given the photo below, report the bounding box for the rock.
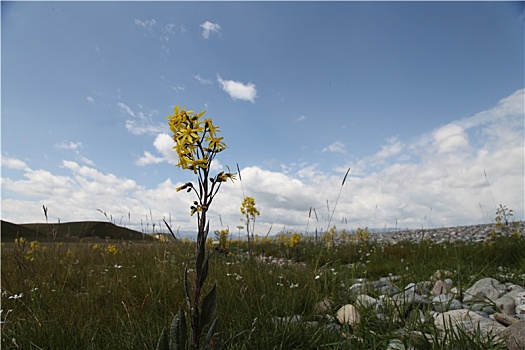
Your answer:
[493,312,520,326]
[336,304,361,326]
[432,294,463,313]
[434,309,505,340]
[356,294,378,308]
[515,292,525,315]
[432,280,452,295]
[313,299,331,315]
[494,295,516,315]
[502,321,525,350]
[463,278,505,303]
[273,315,302,325]
[386,339,406,350]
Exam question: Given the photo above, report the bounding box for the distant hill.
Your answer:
[1,220,157,242]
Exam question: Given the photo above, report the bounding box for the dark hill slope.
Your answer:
[1,220,155,242]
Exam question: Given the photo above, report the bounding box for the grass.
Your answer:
[1,233,524,349]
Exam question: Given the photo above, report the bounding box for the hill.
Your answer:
[1,220,156,242]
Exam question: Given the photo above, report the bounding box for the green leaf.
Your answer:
[199,255,210,287]
[183,267,191,305]
[204,317,218,350]
[200,283,217,328]
[169,305,187,350]
[156,328,169,350]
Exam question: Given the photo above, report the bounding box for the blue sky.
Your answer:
[2,1,524,235]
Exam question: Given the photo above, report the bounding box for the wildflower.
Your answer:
[106,244,118,255]
[8,293,23,300]
[114,264,122,269]
[315,275,321,280]
[290,283,299,289]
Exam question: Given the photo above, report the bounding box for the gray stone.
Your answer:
[432,294,463,313]
[463,278,506,303]
[273,315,302,325]
[432,280,452,295]
[515,292,525,315]
[502,321,525,350]
[493,312,520,326]
[313,299,331,315]
[434,309,505,340]
[494,295,516,315]
[356,294,378,308]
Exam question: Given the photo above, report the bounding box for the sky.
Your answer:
[2,1,524,236]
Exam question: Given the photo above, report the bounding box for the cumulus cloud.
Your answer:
[200,21,221,39]
[1,90,523,234]
[136,151,164,166]
[86,96,94,103]
[1,157,31,171]
[217,75,257,103]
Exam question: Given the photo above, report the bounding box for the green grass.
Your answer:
[1,235,524,349]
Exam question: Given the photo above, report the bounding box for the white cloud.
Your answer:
[217,75,257,103]
[86,96,94,103]
[194,75,213,85]
[200,21,221,39]
[136,151,164,166]
[1,157,31,171]
[322,141,346,154]
[134,19,157,31]
[117,102,135,117]
[118,102,165,135]
[1,90,523,233]
[432,124,470,154]
[164,23,177,34]
[55,141,83,151]
[294,115,306,122]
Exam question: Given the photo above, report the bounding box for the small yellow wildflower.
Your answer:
[106,244,118,255]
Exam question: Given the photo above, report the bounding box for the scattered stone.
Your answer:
[432,294,463,313]
[493,312,520,326]
[434,309,505,341]
[370,223,524,245]
[502,321,525,350]
[386,339,406,350]
[336,304,361,326]
[272,315,302,325]
[313,299,331,315]
[432,280,452,295]
[355,294,378,308]
[494,295,516,315]
[463,278,506,304]
[515,292,525,315]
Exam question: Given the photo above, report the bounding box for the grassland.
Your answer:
[1,227,524,349]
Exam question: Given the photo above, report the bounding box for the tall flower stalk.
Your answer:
[157,106,235,350]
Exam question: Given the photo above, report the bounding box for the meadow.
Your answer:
[2,231,524,350]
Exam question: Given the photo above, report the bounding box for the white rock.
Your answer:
[336,304,361,326]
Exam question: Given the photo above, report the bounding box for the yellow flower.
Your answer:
[204,118,220,137]
[216,171,236,183]
[106,244,118,255]
[206,136,226,152]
